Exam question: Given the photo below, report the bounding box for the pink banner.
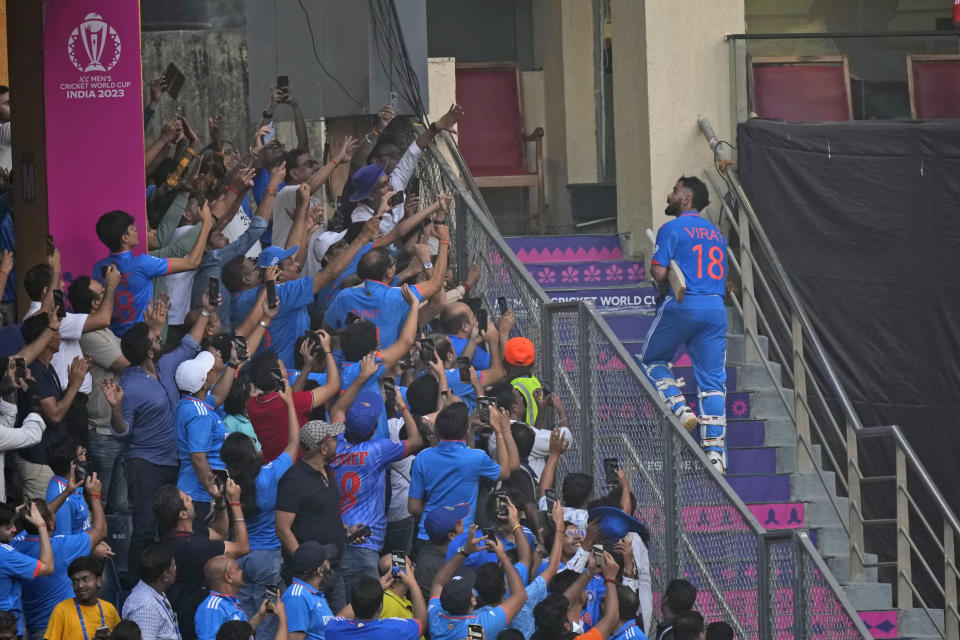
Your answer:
[43,1,144,283]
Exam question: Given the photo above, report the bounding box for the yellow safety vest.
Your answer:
[511,375,542,426]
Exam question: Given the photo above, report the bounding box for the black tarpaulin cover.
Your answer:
[737,118,960,515]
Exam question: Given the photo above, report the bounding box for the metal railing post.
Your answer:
[793,533,808,639]
[662,417,678,577]
[848,420,865,583]
[453,193,468,282]
[896,446,913,608]
[578,303,594,478]
[757,534,771,639]
[736,182,759,362]
[541,305,554,390]
[945,520,958,640]
[792,312,812,472]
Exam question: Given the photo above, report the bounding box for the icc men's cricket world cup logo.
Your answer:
[67,12,122,73]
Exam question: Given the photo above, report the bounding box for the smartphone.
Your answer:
[163,62,185,99]
[476,308,488,334]
[497,296,508,315]
[14,357,26,381]
[382,377,397,408]
[265,583,280,604]
[100,265,108,280]
[52,290,66,319]
[211,468,229,490]
[544,488,558,512]
[467,623,484,640]
[233,335,248,362]
[263,121,276,144]
[419,338,436,365]
[269,367,284,391]
[347,524,372,544]
[389,90,399,111]
[388,190,405,208]
[407,177,420,197]
[603,458,620,485]
[265,280,278,309]
[208,276,220,306]
[457,356,471,383]
[477,396,496,424]
[495,493,509,519]
[391,551,406,577]
[74,460,92,484]
[593,543,605,565]
[276,75,289,89]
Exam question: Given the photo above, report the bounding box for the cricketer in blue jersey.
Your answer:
[330,390,421,602]
[93,209,212,336]
[642,177,729,473]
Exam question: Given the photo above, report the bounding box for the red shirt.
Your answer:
[247,390,314,462]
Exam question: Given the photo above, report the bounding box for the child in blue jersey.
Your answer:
[329,389,422,603]
[93,208,213,336]
[43,439,91,535]
[325,574,425,640]
[642,177,729,473]
[173,350,229,529]
[0,502,54,637]
[281,542,338,640]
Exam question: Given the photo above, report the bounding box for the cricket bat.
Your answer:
[646,228,686,303]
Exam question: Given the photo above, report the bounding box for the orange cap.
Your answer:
[504,337,536,367]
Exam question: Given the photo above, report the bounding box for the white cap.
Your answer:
[175,351,216,394]
[314,230,348,263]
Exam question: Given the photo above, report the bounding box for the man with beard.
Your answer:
[641,177,729,473]
[281,542,338,640]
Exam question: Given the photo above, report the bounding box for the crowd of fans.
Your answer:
[0,78,734,640]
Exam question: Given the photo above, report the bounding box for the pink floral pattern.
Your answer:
[605,264,624,282]
[627,263,645,281]
[730,398,749,417]
[536,267,556,284]
[584,265,601,282]
[561,266,580,283]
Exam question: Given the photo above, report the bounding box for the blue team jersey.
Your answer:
[325,615,421,640]
[610,619,647,640]
[93,251,170,335]
[282,578,334,640]
[651,212,726,297]
[317,242,377,308]
[0,543,40,634]
[14,533,91,633]
[324,281,424,350]
[45,476,91,535]
[443,369,481,413]
[339,358,390,440]
[449,335,491,371]
[409,441,501,540]
[247,452,294,550]
[230,277,315,367]
[175,395,228,502]
[427,598,508,640]
[582,574,606,631]
[195,591,248,640]
[331,435,407,551]
[508,575,548,638]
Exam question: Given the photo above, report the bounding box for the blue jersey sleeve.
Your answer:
[323,292,345,330]
[136,254,171,278]
[371,437,407,469]
[194,605,225,640]
[651,223,678,268]
[471,448,502,482]
[281,591,310,633]
[408,455,426,500]
[378,617,422,639]
[0,545,39,580]
[263,453,294,484]
[479,605,510,637]
[279,277,315,311]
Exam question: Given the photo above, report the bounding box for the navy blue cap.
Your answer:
[588,506,649,540]
[344,390,382,440]
[349,164,386,202]
[425,502,471,539]
[258,245,298,267]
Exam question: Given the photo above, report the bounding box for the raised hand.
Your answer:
[435,103,464,133]
[377,105,396,131]
[401,283,418,306]
[68,356,90,388]
[334,136,359,166]
[548,428,569,456]
[104,263,122,289]
[148,76,167,104]
[101,378,125,407]
[296,182,311,208]
[269,161,287,186]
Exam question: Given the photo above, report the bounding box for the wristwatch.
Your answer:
[458,546,469,557]
[422,261,433,270]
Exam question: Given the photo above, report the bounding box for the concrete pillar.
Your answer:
[533,0,598,232]
[611,0,745,257]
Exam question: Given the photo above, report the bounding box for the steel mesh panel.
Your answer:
[769,539,797,639]
[800,549,867,640]
[671,429,761,639]
[548,309,583,478]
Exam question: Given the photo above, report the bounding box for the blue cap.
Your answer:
[258,245,298,268]
[588,506,648,540]
[344,391,382,440]
[349,164,386,202]
[425,502,471,539]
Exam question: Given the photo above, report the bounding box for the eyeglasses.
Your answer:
[564,529,586,538]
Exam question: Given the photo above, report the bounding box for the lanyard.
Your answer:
[74,599,105,640]
[159,592,181,636]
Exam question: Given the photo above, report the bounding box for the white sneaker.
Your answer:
[707,451,726,475]
[677,407,698,432]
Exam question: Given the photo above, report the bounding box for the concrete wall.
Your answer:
[611,0,745,257]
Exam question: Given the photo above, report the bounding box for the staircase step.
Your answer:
[843,581,893,612]
[683,391,752,420]
[748,502,806,529]
[505,234,622,262]
[525,260,646,287]
[692,420,765,447]
[829,551,880,585]
[725,474,791,503]
[858,610,899,639]
[727,447,777,475]
[546,285,658,310]
[898,608,945,639]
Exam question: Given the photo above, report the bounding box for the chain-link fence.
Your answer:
[389,121,870,639]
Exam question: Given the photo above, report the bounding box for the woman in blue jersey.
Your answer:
[221,380,299,640]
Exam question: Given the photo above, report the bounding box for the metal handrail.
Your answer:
[700,117,960,638]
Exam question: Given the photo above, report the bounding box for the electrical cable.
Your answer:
[296,0,368,113]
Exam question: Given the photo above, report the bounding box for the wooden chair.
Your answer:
[454,62,545,232]
[749,55,853,122]
[907,55,960,119]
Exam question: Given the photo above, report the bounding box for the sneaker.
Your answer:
[707,451,726,475]
[677,407,698,432]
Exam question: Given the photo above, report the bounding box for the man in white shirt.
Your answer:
[0,358,46,501]
[22,254,120,442]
